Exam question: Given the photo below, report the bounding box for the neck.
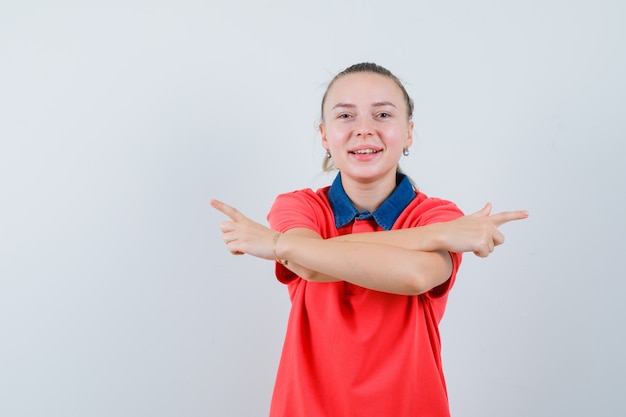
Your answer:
[341,173,397,213]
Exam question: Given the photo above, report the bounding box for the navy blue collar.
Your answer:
[328,172,416,230]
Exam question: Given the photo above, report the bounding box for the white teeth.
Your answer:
[353,149,378,154]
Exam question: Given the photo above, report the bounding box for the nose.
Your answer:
[355,118,373,137]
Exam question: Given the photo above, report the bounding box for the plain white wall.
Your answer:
[1,1,624,416]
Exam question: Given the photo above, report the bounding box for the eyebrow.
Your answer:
[331,101,398,110]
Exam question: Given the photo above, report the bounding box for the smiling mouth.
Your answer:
[350,149,381,154]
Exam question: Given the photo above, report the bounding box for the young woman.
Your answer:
[211,63,528,417]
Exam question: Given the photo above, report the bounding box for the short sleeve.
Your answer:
[266,188,334,284]
[395,195,465,300]
[267,189,327,234]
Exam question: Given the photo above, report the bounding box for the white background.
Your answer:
[1,1,624,416]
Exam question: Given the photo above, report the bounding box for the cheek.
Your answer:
[324,126,349,146]
[383,124,410,143]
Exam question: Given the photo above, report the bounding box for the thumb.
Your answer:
[471,202,492,217]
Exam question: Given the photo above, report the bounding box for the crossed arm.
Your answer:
[210,199,528,296]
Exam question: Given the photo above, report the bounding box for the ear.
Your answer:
[404,121,414,149]
[319,123,329,151]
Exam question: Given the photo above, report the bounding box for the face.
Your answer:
[320,72,413,187]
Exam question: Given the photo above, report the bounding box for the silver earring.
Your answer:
[325,150,331,158]
[403,148,410,156]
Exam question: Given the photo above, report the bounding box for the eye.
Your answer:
[378,112,391,118]
[337,113,352,119]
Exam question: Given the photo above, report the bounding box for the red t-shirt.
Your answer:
[267,185,463,417]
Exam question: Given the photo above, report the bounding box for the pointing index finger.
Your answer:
[210,199,245,221]
[490,210,529,227]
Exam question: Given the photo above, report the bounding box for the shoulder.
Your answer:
[396,191,464,227]
[272,186,331,212]
[267,186,334,232]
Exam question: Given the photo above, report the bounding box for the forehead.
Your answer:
[325,72,405,108]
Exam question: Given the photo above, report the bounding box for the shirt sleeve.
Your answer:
[267,189,326,234]
[396,195,465,300]
[266,188,332,284]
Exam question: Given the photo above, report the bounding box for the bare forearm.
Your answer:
[330,223,445,252]
[334,205,530,257]
[277,233,451,295]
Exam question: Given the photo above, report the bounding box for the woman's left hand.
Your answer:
[210,199,276,260]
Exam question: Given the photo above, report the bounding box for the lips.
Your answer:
[349,147,383,155]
